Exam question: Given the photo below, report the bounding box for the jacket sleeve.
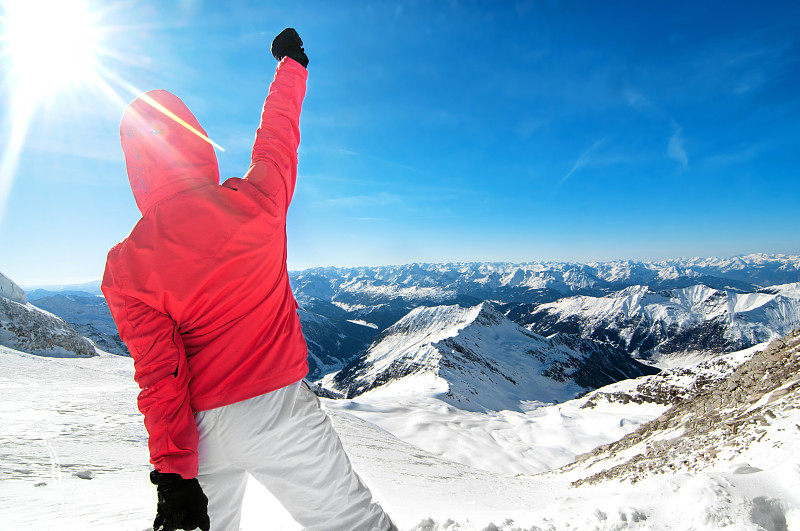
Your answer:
[243,57,308,213]
[102,261,199,479]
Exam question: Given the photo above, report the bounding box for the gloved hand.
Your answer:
[150,470,210,531]
[271,27,309,68]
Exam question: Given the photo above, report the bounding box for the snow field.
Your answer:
[325,371,668,476]
[2,344,800,530]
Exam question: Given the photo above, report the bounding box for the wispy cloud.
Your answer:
[668,124,688,168]
[516,118,547,139]
[307,145,429,176]
[623,92,690,171]
[623,89,654,111]
[322,191,400,208]
[700,144,764,168]
[559,138,608,186]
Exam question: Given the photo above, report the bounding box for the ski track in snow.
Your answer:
[2,345,800,530]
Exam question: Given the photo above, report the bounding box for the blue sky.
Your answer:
[1,0,798,285]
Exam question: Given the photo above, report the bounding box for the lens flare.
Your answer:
[136,91,226,152]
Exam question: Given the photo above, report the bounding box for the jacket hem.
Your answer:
[190,364,309,413]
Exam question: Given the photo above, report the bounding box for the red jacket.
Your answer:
[102,58,309,479]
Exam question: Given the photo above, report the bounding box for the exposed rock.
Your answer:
[0,296,96,357]
[562,328,800,487]
[31,294,128,356]
[580,347,753,409]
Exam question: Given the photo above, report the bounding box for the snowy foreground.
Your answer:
[1,346,799,530]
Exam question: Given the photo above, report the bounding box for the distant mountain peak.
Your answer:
[323,302,657,412]
[380,302,501,344]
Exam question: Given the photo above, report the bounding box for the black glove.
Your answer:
[271,27,309,68]
[150,471,210,531]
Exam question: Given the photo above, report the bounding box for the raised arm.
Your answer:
[244,28,308,212]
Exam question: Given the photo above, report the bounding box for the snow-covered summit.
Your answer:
[323,302,657,412]
[372,303,486,347]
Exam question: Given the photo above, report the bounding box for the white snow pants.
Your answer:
[194,381,395,531]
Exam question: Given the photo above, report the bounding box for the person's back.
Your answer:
[102,29,395,530]
[107,168,308,412]
[103,54,310,479]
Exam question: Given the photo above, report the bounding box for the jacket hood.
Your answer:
[120,89,219,215]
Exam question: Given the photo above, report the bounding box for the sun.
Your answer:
[1,0,103,96]
[0,0,110,224]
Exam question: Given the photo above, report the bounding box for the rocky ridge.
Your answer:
[563,327,800,487]
[0,273,96,357]
[30,294,129,356]
[579,345,761,409]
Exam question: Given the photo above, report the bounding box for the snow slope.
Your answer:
[1,270,27,304]
[3,337,800,530]
[322,342,768,478]
[324,370,669,476]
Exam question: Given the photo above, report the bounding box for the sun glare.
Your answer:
[0,0,224,224]
[0,0,114,224]
[2,0,102,94]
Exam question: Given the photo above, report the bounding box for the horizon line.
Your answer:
[13,251,799,289]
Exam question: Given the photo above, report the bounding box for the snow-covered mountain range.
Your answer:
[516,282,800,366]
[6,254,800,382]
[322,303,657,412]
[291,254,800,309]
[292,255,800,377]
